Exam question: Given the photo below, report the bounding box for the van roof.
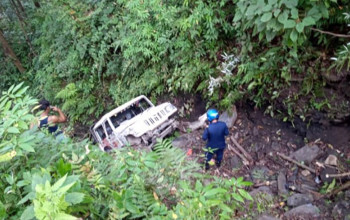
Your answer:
[93,95,153,129]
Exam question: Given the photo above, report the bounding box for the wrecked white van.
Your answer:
[90,95,178,151]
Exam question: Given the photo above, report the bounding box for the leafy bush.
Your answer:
[2,0,349,127]
[234,0,332,45]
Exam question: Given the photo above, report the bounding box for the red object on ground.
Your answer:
[187,149,193,156]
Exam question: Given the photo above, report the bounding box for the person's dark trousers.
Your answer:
[205,148,225,170]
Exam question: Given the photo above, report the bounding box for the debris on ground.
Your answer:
[170,101,350,219]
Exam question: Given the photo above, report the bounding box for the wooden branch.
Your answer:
[0,28,25,73]
[310,27,350,38]
[230,137,253,162]
[326,172,350,178]
[276,152,316,173]
[326,181,350,198]
[253,180,276,188]
[227,144,249,166]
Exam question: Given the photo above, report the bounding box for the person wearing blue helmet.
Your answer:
[202,109,229,171]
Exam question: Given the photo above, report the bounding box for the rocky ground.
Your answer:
[171,102,350,220]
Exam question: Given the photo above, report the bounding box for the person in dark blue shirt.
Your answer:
[202,109,229,171]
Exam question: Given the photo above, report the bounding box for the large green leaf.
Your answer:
[52,175,68,191]
[246,5,258,17]
[291,8,298,19]
[55,213,78,220]
[203,188,227,197]
[238,189,253,201]
[17,192,35,205]
[19,143,35,152]
[282,0,297,9]
[296,23,305,33]
[290,29,298,42]
[283,20,296,29]
[232,193,244,203]
[7,127,20,134]
[65,192,85,205]
[0,201,6,220]
[277,11,288,23]
[20,206,35,220]
[261,12,272,22]
[302,17,315,26]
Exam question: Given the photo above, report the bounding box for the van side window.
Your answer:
[105,121,112,135]
[96,125,105,140]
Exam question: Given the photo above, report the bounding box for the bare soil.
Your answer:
[169,95,350,219]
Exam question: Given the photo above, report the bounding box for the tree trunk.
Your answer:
[10,0,27,25]
[0,29,26,73]
[9,0,36,57]
[15,0,27,17]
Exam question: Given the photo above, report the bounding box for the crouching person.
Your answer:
[31,99,67,137]
[202,109,229,171]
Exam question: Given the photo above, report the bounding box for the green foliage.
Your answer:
[23,0,233,125]
[1,0,349,128]
[22,174,83,220]
[0,82,37,157]
[320,178,336,194]
[331,43,350,72]
[171,176,253,219]
[234,0,333,45]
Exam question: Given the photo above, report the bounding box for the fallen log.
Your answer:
[326,172,350,178]
[227,144,249,166]
[276,152,316,173]
[230,136,253,162]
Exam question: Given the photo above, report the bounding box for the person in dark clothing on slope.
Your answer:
[202,109,229,171]
[31,99,67,135]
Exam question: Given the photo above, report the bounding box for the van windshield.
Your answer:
[110,98,151,129]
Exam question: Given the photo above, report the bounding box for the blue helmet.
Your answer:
[207,109,219,122]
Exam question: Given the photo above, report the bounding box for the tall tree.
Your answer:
[9,0,36,56]
[0,28,25,73]
[15,0,27,17]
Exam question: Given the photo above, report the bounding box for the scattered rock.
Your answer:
[277,171,288,195]
[172,135,190,148]
[271,142,280,151]
[251,166,272,181]
[324,154,338,166]
[300,184,318,193]
[253,143,263,153]
[219,105,237,128]
[345,190,350,199]
[287,193,313,207]
[257,215,280,220]
[188,113,207,131]
[261,118,269,125]
[301,170,311,177]
[320,166,338,183]
[228,154,242,169]
[253,127,259,136]
[172,133,202,148]
[284,204,320,218]
[250,186,274,202]
[332,201,350,219]
[290,144,321,163]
